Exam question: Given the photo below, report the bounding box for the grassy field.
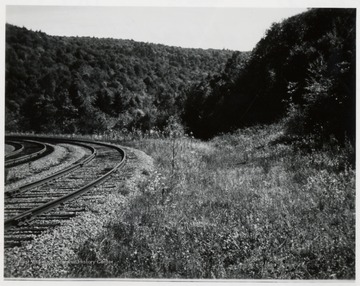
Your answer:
[71,122,355,279]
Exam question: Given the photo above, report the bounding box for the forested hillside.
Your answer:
[5,24,237,133]
[6,8,356,145]
[183,8,355,143]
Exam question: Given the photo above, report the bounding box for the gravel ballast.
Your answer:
[4,144,154,278]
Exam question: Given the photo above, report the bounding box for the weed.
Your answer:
[73,122,355,279]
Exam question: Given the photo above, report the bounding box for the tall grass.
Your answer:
[72,123,355,279]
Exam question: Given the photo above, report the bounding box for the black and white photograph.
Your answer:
[1,0,357,284]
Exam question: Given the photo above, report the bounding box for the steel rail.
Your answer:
[5,141,25,158]
[4,138,126,229]
[5,141,97,197]
[5,140,51,168]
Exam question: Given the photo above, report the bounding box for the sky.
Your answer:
[6,5,308,51]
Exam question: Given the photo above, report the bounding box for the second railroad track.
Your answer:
[4,135,126,248]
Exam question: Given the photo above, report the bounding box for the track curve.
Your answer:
[5,141,96,197]
[5,140,54,168]
[4,136,126,248]
[5,141,24,158]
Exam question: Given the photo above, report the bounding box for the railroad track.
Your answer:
[5,139,54,168]
[4,136,126,248]
[5,141,24,158]
[5,141,96,196]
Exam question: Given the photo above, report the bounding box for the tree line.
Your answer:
[5,24,235,133]
[6,8,356,145]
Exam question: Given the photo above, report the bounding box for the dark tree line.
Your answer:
[183,8,355,144]
[5,24,234,134]
[6,8,356,145]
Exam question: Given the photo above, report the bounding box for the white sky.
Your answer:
[6,6,308,51]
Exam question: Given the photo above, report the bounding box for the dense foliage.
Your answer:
[5,24,234,133]
[6,8,356,144]
[183,8,356,143]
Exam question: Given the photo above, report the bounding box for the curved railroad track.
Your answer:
[5,140,96,196]
[5,139,54,168]
[5,141,25,158]
[4,136,126,248]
